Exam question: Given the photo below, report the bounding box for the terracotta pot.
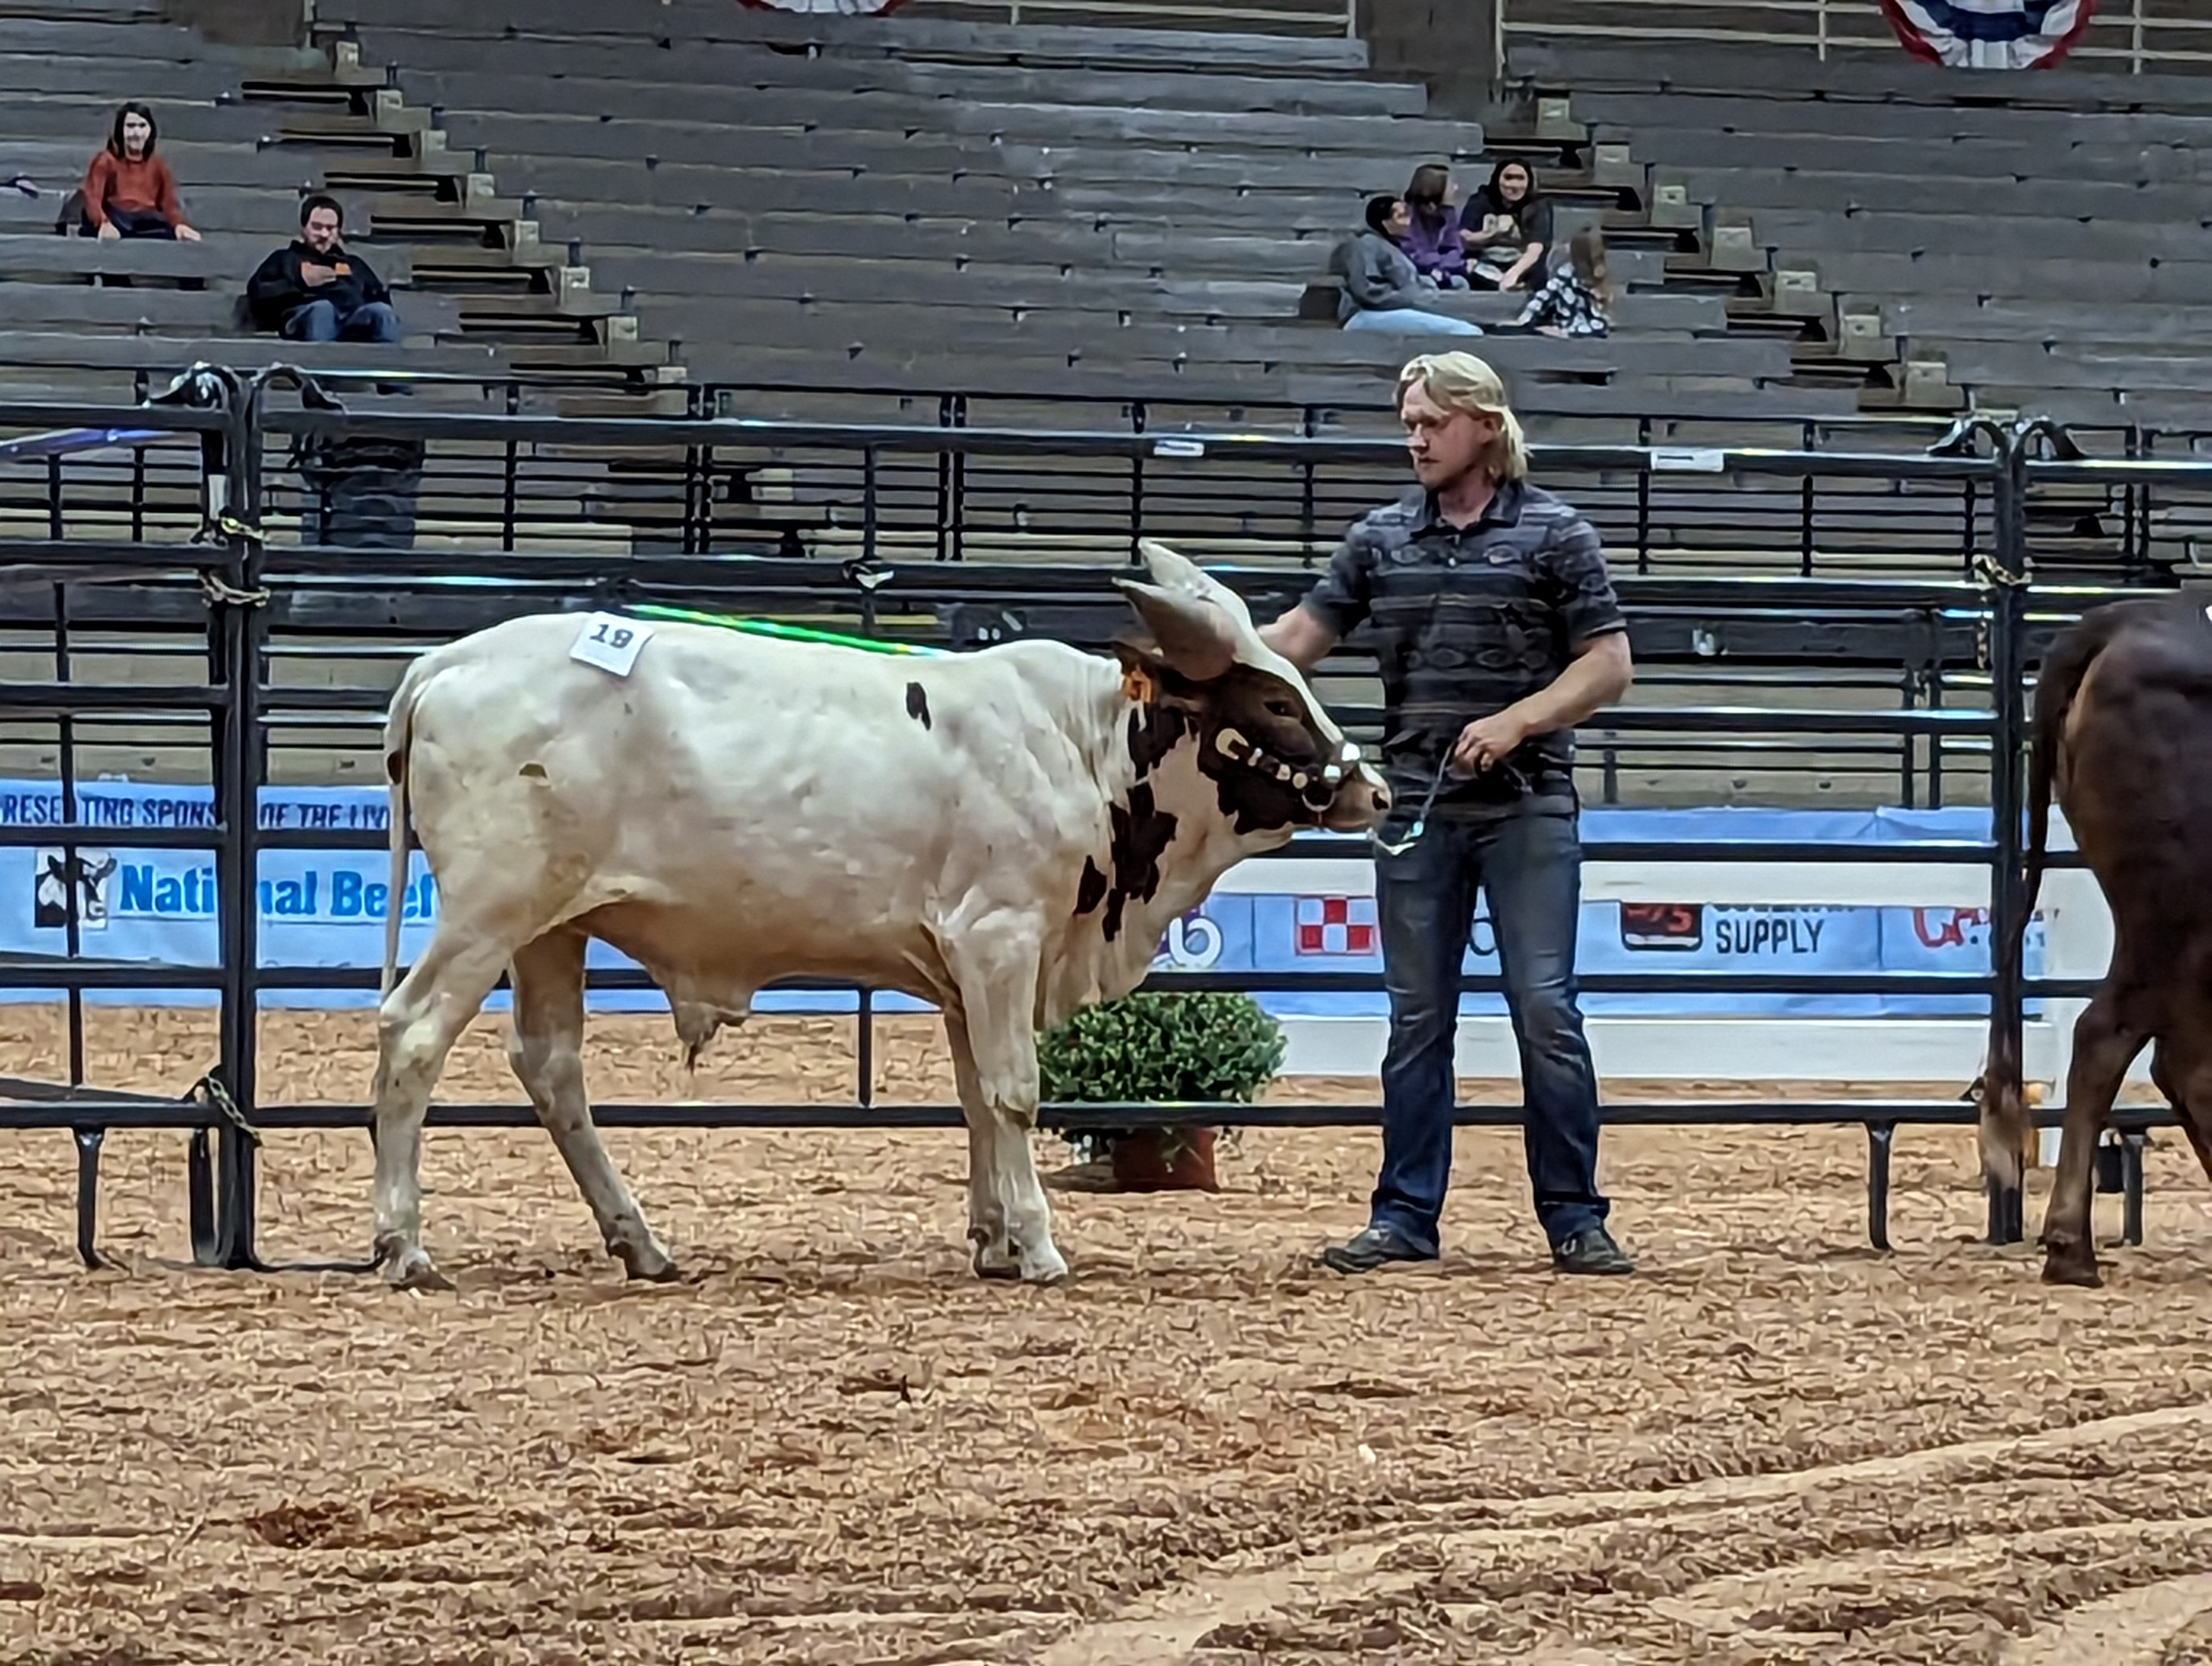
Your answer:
[1108,1126,1220,1192]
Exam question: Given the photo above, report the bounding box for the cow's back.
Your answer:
[394,613,1117,998]
[2059,595,2212,934]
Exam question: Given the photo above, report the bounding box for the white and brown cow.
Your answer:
[366,540,1391,1288]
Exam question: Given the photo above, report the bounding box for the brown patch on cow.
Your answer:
[1101,783,1178,942]
[905,682,932,730]
[1075,856,1109,917]
[1126,701,1185,778]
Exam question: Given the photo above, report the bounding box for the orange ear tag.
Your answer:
[1121,665,1156,703]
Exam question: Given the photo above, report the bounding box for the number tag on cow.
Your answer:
[569,612,654,677]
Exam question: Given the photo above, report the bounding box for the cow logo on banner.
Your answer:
[1295,895,1377,956]
[737,0,906,12]
[33,847,115,932]
[1876,0,2096,69]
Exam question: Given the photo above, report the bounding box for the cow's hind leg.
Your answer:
[944,920,1066,1285]
[370,930,515,1290]
[2041,985,2150,1287]
[507,927,677,1281]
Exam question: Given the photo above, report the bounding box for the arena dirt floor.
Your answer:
[1,1004,2209,1665]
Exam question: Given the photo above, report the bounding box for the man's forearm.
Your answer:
[1259,605,1337,672]
[1505,635,1631,737]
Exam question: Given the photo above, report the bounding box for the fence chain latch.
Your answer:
[189,1072,261,1148]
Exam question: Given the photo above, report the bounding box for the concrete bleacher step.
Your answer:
[344,28,1418,118]
[1649,165,2212,230]
[400,76,1479,157]
[316,0,1374,72]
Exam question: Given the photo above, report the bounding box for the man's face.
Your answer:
[303,207,341,254]
[1401,380,1499,491]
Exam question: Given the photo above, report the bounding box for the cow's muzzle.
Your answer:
[1320,766,1391,834]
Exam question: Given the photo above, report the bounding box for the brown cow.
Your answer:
[1979,588,2212,1285]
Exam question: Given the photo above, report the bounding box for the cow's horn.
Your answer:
[1136,538,1208,594]
[1115,576,1237,681]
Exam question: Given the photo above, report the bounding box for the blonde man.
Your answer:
[1259,353,1637,1276]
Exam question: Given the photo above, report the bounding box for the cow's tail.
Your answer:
[1978,601,2132,1190]
[379,656,434,1003]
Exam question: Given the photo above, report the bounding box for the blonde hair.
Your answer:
[1394,352,1529,482]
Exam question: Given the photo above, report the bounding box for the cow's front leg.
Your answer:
[946,924,1067,1285]
[2041,989,2147,1286]
[371,936,510,1290]
[946,1015,1017,1277]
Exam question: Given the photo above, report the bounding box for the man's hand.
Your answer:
[1451,709,1531,776]
[301,262,335,287]
[95,221,119,242]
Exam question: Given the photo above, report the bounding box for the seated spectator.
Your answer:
[1330,195,1483,337]
[1400,163,1468,290]
[1459,159,1551,293]
[246,194,401,344]
[1498,228,1614,338]
[81,102,200,242]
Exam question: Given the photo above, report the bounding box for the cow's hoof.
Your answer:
[2042,1250,2103,1288]
[621,1251,683,1284]
[613,1235,681,1283]
[1018,1245,1071,1286]
[385,1247,452,1292]
[969,1228,1022,1280]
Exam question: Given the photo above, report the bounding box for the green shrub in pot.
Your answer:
[1038,989,1285,1190]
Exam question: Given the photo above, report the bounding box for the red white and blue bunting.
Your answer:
[738,0,908,11]
[1876,0,2097,69]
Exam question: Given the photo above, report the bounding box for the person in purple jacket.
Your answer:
[1400,164,1469,290]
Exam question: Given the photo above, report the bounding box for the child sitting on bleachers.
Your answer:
[1504,227,1613,338]
[80,101,200,242]
[1399,164,1469,290]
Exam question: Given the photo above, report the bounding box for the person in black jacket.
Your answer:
[246,194,401,343]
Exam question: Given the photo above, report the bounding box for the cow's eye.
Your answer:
[1264,697,1299,720]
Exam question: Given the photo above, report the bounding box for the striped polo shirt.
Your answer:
[1300,476,1626,820]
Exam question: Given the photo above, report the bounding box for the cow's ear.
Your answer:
[1112,638,1201,707]
[1115,576,1237,682]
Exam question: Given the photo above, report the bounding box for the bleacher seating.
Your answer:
[1507,36,2212,432]
[301,0,1873,438]
[0,2,654,414]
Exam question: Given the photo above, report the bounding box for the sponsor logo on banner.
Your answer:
[111,861,439,924]
[1911,906,1989,950]
[1618,902,1702,951]
[1154,909,1224,971]
[1295,895,1377,956]
[33,848,115,932]
[1711,905,1839,956]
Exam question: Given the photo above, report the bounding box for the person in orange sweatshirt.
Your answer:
[81,101,200,241]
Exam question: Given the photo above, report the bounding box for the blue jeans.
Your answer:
[283,299,402,343]
[1343,308,1484,336]
[1369,805,1610,1254]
